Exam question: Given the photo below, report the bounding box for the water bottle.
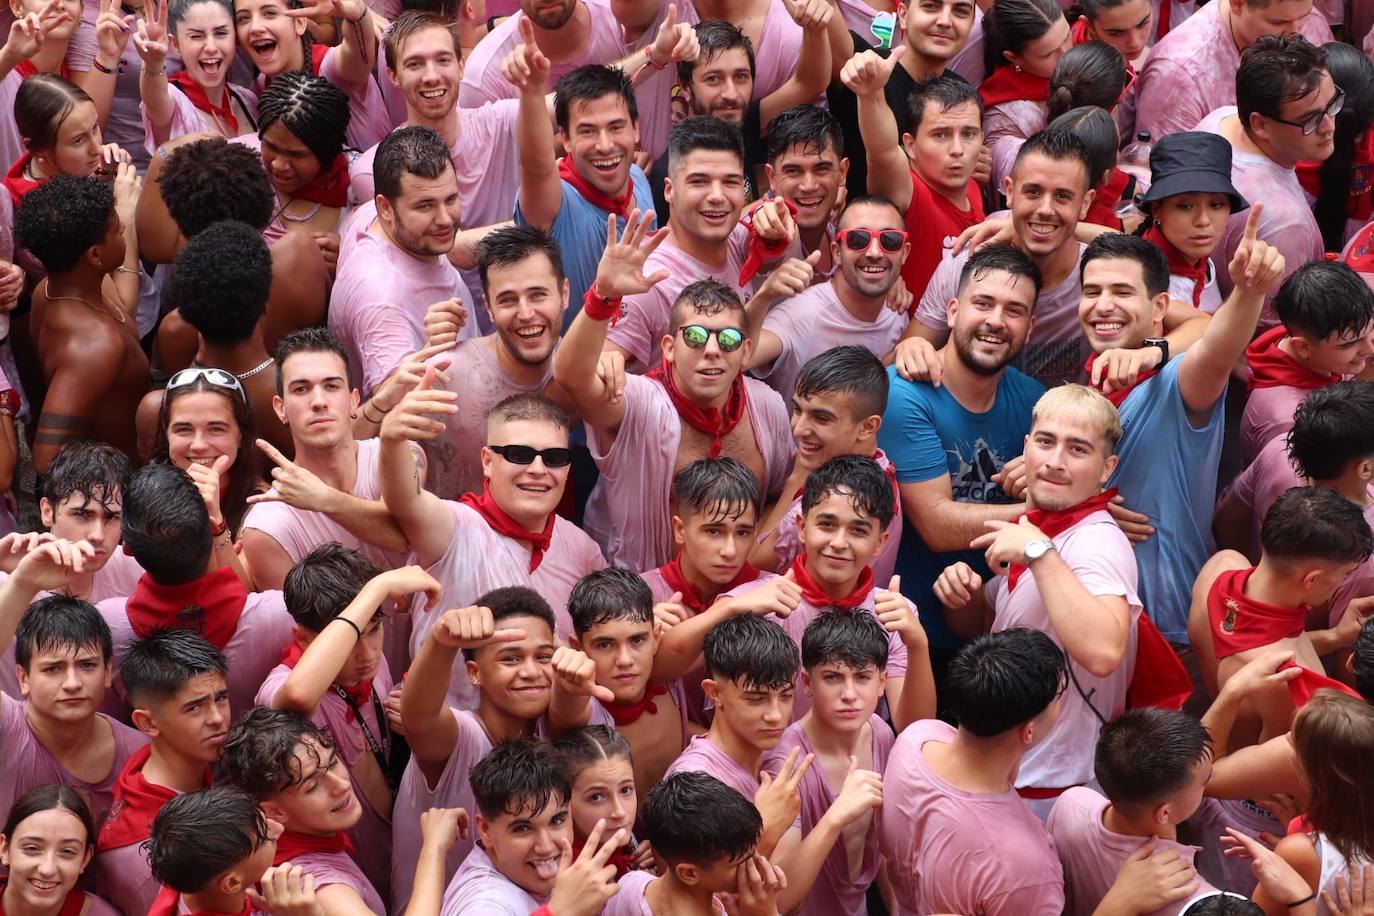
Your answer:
[1115,131,1153,220]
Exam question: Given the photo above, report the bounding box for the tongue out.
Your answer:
[531,858,560,880]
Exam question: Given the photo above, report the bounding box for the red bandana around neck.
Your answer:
[788,554,874,609]
[291,153,351,208]
[169,72,239,135]
[14,59,70,81]
[124,565,248,652]
[98,745,213,852]
[1207,567,1307,659]
[3,153,43,208]
[1126,615,1193,711]
[605,682,670,727]
[280,641,373,721]
[0,879,88,916]
[1280,659,1362,708]
[1245,325,1341,392]
[557,156,635,219]
[1007,488,1118,592]
[977,66,1050,109]
[739,196,799,285]
[1143,224,1208,307]
[658,556,760,614]
[1083,351,1159,407]
[459,482,556,572]
[1084,169,1132,231]
[646,363,748,459]
[147,887,252,916]
[272,829,354,866]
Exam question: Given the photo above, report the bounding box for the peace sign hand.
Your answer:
[95,0,135,63]
[6,1,72,63]
[132,0,168,68]
[593,209,670,300]
[246,438,337,512]
[547,819,627,916]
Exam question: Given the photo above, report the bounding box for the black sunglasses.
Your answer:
[489,444,574,468]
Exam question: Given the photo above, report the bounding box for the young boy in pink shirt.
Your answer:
[1239,260,1374,464]
[96,630,228,916]
[880,627,1068,915]
[220,709,386,915]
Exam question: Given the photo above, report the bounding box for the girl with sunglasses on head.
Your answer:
[0,786,120,916]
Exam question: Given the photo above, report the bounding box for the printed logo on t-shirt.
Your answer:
[950,438,1011,504]
[1222,599,1239,633]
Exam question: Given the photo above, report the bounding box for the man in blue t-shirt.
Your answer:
[879,244,1045,673]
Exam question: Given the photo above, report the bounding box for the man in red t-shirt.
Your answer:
[842,49,985,303]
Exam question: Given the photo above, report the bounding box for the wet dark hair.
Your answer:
[673,457,762,524]
[1048,106,1118,187]
[765,105,844,163]
[1286,381,1374,481]
[1181,896,1265,916]
[794,345,889,421]
[1273,260,1374,343]
[984,0,1063,73]
[120,628,228,708]
[2,785,96,850]
[174,221,272,346]
[14,74,92,155]
[14,595,113,671]
[554,725,633,780]
[120,462,213,585]
[906,73,983,137]
[946,628,1067,736]
[168,0,233,33]
[1237,35,1327,127]
[642,772,761,866]
[1011,128,1093,194]
[801,610,889,671]
[274,326,355,396]
[221,707,337,797]
[374,125,453,201]
[476,224,566,293]
[1259,486,1374,567]
[257,69,351,171]
[146,787,273,894]
[1094,708,1213,811]
[801,454,896,530]
[1353,617,1374,702]
[703,614,799,691]
[1048,42,1128,120]
[15,175,113,274]
[567,567,654,637]
[668,279,746,333]
[680,19,754,89]
[470,738,572,820]
[39,440,130,518]
[667,115,745,176]
[158,139,274,237]
[957,241,1044,302]
[463,586,557,662]
[1080,231,1170,299]
[1314,43,1374,250]
[554,64,638,133]
[282,542,383,633]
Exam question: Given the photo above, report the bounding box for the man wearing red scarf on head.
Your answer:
[1186,486,1374,743]
[555,213,795,574]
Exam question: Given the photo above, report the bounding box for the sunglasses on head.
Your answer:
[167,367,247,401]
[837,228,908,253]
[678,325,746,352]
[489,444,574,468]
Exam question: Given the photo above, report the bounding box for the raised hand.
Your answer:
[933,561,982,610]
[1227,203,1285,299]
[112,160,142,226]
[429,605,528,650]
[94,0,135,64]
[729,569,803,619]
[551,646,616,703]
[824,756,883,827]
[840,46,905,98]
[729,853,788,916]
[750,198,796,244]
[246,438,338,511]
[875,575,925,648]
[593,209,670,300]
[502,17,551,91]
[184,454,231,528]
[653,591,691,630]
[379,365,458,442]
[246,865,324,916]
[0,531,56,574]
[755,747,812,844]
[6,1,72,64]
[132,0,168,68]
[649,4,699,67]
[372,565,443,610]
[419,806,471,854]
[782,0,832,29]
[423,296,467,352]
[12,539,98,593]
[547,820,627,916]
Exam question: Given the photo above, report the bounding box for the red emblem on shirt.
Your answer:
[1222,599,1239,634]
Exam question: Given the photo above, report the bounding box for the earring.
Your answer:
[1013,63,1022,72]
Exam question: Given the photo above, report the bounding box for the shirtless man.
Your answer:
[14,174,149,472]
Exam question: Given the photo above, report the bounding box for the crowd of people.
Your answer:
[0,0,1373,911]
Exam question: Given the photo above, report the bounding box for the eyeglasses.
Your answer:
[167,367,247,401]
[489,444,574,468]
[679,325,746,352]
[1269,85,1345,135]
[836,228,908,253]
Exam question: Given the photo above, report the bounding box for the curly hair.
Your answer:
[15,175,114,274]
[158,138,274,237]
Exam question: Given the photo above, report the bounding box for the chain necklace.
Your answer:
[42,285,128,325]
[235,356,275,380]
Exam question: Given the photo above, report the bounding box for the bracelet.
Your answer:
[583,282,623,323]
[142,66,165,76]
[1285,893,1316,909]
[116,266,144,277]
[330,616,363,640]
[363,400,387,423]
[209,517,228,538]
[92,58,116,74]
[644,45,667,69]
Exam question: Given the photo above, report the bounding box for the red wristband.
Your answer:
[529,907,556,916]
[583,282,623,324]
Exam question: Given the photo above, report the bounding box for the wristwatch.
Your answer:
[1023,539,1055,563]
[1143,336,1170,365]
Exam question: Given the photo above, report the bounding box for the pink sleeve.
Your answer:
[319,46,395,150]
[607,287,669,369]
[1064,522,1140,608]
[350,297,425,394]
[1134,57,1203,140]
[140,90,204,155]
[914,253,961,331]
[64,0,98,70]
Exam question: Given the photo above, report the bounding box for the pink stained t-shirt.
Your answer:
[879,718,1066,916]
[1196,108,1324,327]
[641,567,715,725]
[419,337,555,500]
[410,500,605,707]
[583,373,796,573]
[760,715,895,916]
[1240,383,1318,466]
[1223,433,1303,562]
[772,449,902,586]
[256,663,396,903]
[139,81,260,155]
[605,228,751,373]
[94,838,161,916]
[276,848,386,915]
[984,99,1047,192]
[663,732,764,802]
[755,281,908,402]
[990,511,1142,794]
[440,844,546,916]
[1049,786,1215,916]
[328,200,478,398]
[1134,1,1331,142]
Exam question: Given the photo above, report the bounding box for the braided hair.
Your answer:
[256,69,351,169]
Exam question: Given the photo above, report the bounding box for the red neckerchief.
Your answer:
[1280,659,1362,708]
[1297,129,1374,223]
[1070,18,1138,79]
[740,196,799,284]
[557,156,635,219]
[1156,0,1171,36]
[0,879,88,916]
[1246,325,1341,392]
[658,557,760,614]
[272,829,354,866]
[570,837,636,879]
[1207,567,1307,659]
[459,481,555,572]
[1126,615,1193,710]
[281,641,372,721]
[1007,488,1118,592]
[147,887,252,916]
[14,59,70,81]
[605,682,670,727]
[125,565,248,652]
[1083,352,1158,407]
[98,745,213,851]
[978,66,1050,109]
[1084,169,1131,231]
[291,153,350,208]
[788,554,873,609]
[646,363,748,459]
[1144,224,1208,307]
[169,72,239,135]
[310,42,328,74]
[3,153,43,208]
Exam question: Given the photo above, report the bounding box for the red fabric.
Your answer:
[1084,168,1131,231]
[604,682,669,726]
[310,42,328,74]
[1297,129,1374,224]
[1126,615,1193,710]
[3,153,43,208]
[1156,0,1171,36]
[291,153,350,208]
[1144,224,1208,307]
[124,565,248,652]
[582,283,623,324]
[14,59,70,81]
[1007,488,1119,592]
[1070,16,1090,42]
[0,880,90,916]
[900,171,984,307]
[569,838,636,879]
[1246,325,1341,391]
[280,641,372,721]
[1280,659,1362,707]
[1016,785,1075,800]
[557,156,635,219]
[147,887,252,916]
[169,72,238,135]
[978,66,1051,109]
[787,554,874,609]
[1207,567,1307,660]
[272,829,354,866]
[459,481,555,572]
[739,197,799,285]
[657,557,760,614]
[645,363,748,459]
[1083,352,1158,407]
[98,745,212,851]
[1348,221,1374,274]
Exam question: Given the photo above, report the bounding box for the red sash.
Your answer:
[280,641,372,720]
[646,363,748,459]
[1006,489,1118,592]
[604,683,670,727]
[788,554,873,609]
[170,71,238,135]
[978,66,1050,109]
[98,745,213,851]
[739,197,799,284]
[14,59,70,81]
[147,888,252,916]
[1207,567,1307,659]
[3,153,43,208]
[272,828,354,866]
[124,565,248,652]
[657,557,760,614]
[291,153,351,208]
[1144,224,1208,308]
[1280,659,1362,707]
[1126,615,1193,710]
[557,156,635,219]
[1245,325,1340,392]
[0,880,89,916]
[459,482,555,572]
